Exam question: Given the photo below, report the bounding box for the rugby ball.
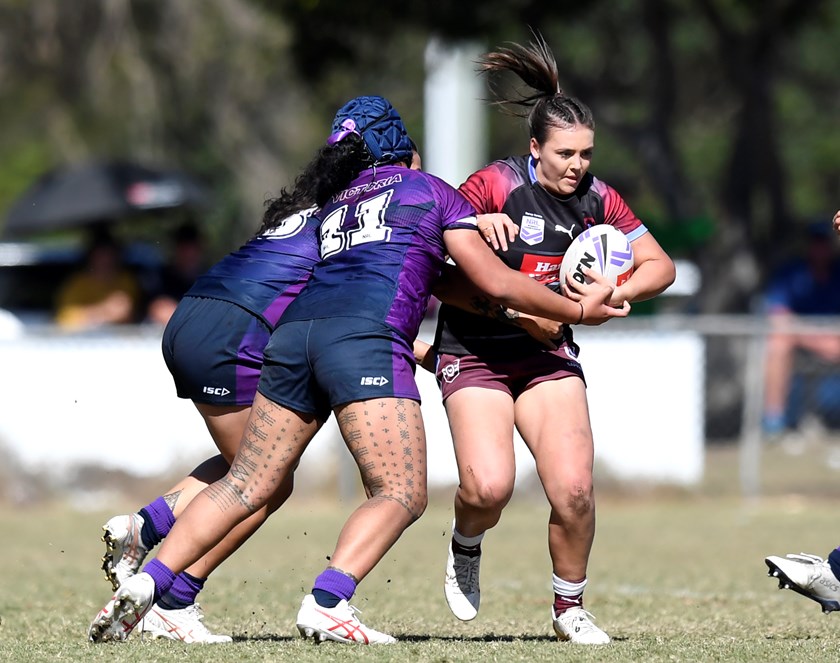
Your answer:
[559,225,634,286]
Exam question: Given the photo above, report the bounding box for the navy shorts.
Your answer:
[436,341,585,402]
[162,296,271,406]
[258,316,420,419]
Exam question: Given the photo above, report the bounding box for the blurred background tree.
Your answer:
[1,0,838,311]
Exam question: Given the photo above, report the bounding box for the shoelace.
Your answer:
[324,602,365,623]
[185,604,205,622]
[558,608,601,633]
[454,555,480,590]
[183,603,218,636]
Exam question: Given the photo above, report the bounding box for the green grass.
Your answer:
[4,448,840,661]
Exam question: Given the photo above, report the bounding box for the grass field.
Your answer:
[3,448,840,662]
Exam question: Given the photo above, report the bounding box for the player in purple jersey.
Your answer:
[421,34,675,645]
[95,207,321,643]
[93,148,434,645]
[89,95,628,646]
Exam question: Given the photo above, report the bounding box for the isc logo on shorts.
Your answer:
[203,386,231,396]
[360,376,389,386]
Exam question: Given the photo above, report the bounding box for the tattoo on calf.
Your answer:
[205,477,255,513]
[338,399,427,519]
[162,490,182,511]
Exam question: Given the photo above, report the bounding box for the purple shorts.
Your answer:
[162,296,270,406]
[436,342,585,402]
[259,316,420,420]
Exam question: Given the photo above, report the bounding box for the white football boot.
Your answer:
[137,602,232,644]
[765,553,840,613]
[444,539,481,621]
[295,594,396,644]
[552,606,611,645]
[88,572,156,643]
[101,513,150,590]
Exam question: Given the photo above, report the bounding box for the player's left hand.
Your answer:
[833,209,840,236]
[477,213,519,252]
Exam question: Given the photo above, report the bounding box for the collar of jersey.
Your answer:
[527,155,538,184]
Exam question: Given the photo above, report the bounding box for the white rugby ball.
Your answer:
[559,225,634,286]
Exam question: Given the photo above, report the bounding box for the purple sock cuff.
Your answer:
[143,496,176,539]
[167,571,205,606]
[313,568,357,602]
[143,559,177,602]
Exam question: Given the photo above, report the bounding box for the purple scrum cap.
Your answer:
[327,95,414,164]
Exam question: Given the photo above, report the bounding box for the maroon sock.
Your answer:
[554,591,583,614]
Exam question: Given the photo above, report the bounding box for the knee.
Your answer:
[551,478,594,518]
[265,473,295,514]
[409,490,428,522]
[458,477,514,513]
[367,477,427,522]
[206,474,260,515]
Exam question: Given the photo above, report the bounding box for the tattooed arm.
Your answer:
[433,264,563,348]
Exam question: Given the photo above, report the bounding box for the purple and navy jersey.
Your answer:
[436,155,647,357]
[185,208,321,329]
[279,165,476,342]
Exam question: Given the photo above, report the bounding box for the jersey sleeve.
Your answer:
[591,177,648,242]
[458,162,518,214]
[428,176,477,230]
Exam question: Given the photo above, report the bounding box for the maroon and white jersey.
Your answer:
[434,154,647,358]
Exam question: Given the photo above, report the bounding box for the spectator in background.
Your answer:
[763,220,840,435]
[763,210,840,617]
[54,228,141,331]
[147,222,207,325]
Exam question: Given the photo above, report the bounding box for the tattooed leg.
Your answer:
[154,456,230,519]
[155,393,320,576]
[150,405,255,519]
[327,398,428,583]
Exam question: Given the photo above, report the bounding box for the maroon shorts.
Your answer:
[436,342,585,402]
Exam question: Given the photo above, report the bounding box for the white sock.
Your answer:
[452,520,484,548]
[552,574,587,596]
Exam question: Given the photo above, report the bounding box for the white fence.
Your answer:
[2,316,839,499]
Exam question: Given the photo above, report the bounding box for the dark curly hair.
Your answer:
[259,133,376,235]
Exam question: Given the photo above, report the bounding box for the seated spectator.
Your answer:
[763,221,840,434]
[146,222,206,325]
[54,229,141,330]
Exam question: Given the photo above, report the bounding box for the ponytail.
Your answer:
[478,31,594,144]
